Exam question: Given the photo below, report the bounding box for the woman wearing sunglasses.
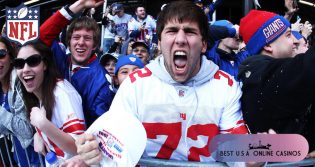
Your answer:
[0,37,41,166]
[14,41,85,163]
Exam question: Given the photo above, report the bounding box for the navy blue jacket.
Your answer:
[206,41,250,79]
[51,41,114,127]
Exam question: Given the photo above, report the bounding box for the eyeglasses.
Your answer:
[0,49,8,59]
[13,54,43,69]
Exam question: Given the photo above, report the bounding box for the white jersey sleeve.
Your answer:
[147,15,156,34]
[128,18,139,34]
[212,71,247,134]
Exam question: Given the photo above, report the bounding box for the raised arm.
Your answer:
[207,0,224,20]
[208,25,236,49]
[40,0,105,47]
[284,0,298,21]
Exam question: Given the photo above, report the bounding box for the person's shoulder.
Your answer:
[126,67,154,84]
[145,15,156,23]
[107,14,114,20]
[147,15,155,20]
[210,70,238,88]
[54,80,79,96]
[124,13,132,18]
[117,67,157,97]
[206,70,242,103]
[86,58,106,71]
[129,17,136,23]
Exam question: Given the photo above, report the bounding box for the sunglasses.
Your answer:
[13,54,43,69]
[0,49,8,59]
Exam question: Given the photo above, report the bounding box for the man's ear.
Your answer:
[263,44,273,52]
[201,40,207,53]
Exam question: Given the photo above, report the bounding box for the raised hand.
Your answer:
[70,0,105,14]
[301,21,313,38]
[291,18,302,32]
[284,0,299,21]
[285,0,299,15]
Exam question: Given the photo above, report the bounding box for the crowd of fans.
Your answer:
[0,0,314,166]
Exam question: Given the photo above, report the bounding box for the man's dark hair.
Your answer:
[135,5,145,12]
[156,1,209,42]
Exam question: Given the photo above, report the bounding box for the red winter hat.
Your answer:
[240,10,290,55]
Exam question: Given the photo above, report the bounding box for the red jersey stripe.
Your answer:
[60,119,85,130]
[48,138,65,157]
[63,123,85,133]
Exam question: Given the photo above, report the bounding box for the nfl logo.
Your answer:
[6,4,40,45]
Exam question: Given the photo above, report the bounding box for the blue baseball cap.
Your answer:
[131,41,149,51]
[213,20,234,29]
[112,3,124,14]
[100,53,119,66]
[115,54,144,75]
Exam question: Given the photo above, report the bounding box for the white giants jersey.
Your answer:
[128,15,156,42]
[38,80,85,161]
[107,57,247,162]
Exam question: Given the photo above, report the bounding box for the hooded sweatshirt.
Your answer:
[101,55,247,162]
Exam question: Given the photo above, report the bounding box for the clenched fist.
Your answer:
[30,106,47,129]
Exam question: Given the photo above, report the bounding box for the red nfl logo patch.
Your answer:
[6,4,40,45]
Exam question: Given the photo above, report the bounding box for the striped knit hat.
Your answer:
[240,10,291,55]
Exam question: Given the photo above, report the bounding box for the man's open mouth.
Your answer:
[174,51,187,71]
